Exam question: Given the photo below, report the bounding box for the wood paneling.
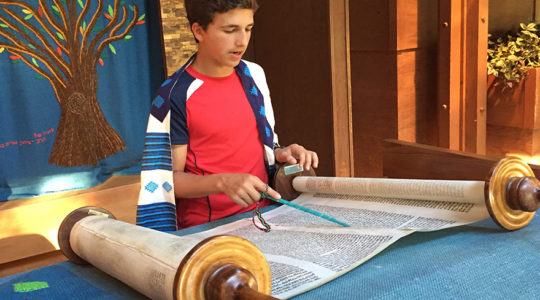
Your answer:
[329,0,354,177]
[254,0,334,176]
[438,0,488,154]
[350,0,438,177]
[0,175,139,276]
[382,139,540,180]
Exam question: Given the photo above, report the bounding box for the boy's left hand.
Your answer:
[274,143,319,171]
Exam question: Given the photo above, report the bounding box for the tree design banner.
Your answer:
[0,0,163,200]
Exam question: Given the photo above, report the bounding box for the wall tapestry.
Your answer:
[0,0,164,200]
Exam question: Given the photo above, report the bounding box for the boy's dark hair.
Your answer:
[185,0,259,29]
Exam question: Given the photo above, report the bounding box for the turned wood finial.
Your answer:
[205,264,279,300]
[486,157,538,230]
[505,176,540,212]
[273,164,316,201]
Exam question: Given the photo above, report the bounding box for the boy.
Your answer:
[137,0,318,230]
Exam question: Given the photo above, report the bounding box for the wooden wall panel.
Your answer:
[254,0,335,176]
[397,48,438,145]
[350,0,438,177]
[329,0,354,177]
[0,175,139,276]
[350,0,392,51]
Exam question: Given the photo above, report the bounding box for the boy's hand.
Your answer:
[217,173,281,207]
[274,143,319,171]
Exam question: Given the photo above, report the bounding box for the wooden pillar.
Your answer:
[438,0,488,154]
[329,0,354,177]
[437,0,462,150]
[464,0,488,154]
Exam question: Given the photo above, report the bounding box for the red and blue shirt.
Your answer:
[137,55,278,231]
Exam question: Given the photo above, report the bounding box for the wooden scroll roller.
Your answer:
[273,157,540,230]
[58,207,279,300]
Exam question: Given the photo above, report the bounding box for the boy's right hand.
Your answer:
[217,173,281,207]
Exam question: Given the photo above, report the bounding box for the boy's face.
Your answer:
[192,8,254,76]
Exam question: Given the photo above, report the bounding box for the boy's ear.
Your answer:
[191,23,205,42]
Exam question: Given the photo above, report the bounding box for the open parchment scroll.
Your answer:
[187,177,492,299]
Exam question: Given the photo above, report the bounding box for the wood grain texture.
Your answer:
[329,0,354,177]
[0,175,139,276]
[382,139,540,180]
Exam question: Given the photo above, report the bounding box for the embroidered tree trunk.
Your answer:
[49,69,125,166]
[0,0,139,166]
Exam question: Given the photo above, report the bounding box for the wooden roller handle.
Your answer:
[505,177,540,212]
[205,264,279,300]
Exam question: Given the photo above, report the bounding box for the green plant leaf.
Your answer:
[32,57,38,67]
[77,0,84,9]
[124,35,132,40]
[108,5,114,17]
[0,23,8,28]
[28,43,36,50]
[109,44,116,54]
[56,32,64,40]
[138,13,145,21]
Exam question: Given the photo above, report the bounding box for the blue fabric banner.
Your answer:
[0,0,164,200]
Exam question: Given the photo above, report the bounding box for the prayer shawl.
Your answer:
[136,55,278,232]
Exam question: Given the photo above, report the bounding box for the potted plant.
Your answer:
[487,22,539,129]
[486,22,540,158]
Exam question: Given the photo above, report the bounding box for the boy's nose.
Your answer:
[236,31,250,47]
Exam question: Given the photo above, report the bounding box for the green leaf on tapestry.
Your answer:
[120,1,126,6]
[82,21,86,31]
[108,5,114,17]
[0,23,8,28]
[129,5,134,11]
[32,57,39,67]
[124,35,132,40]
[51,5,60,17]
[24,14,33,20]
[138,14,145,21]
[13,282,49,292]
[36,74,45,79]
[77,0,84,9]
[28,43,36,50]
[109,44,116,55]
[92,26,102,33]
[23,28,29,35]
[56,32,64,40]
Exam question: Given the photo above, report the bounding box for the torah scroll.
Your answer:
[187,157,539,299]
